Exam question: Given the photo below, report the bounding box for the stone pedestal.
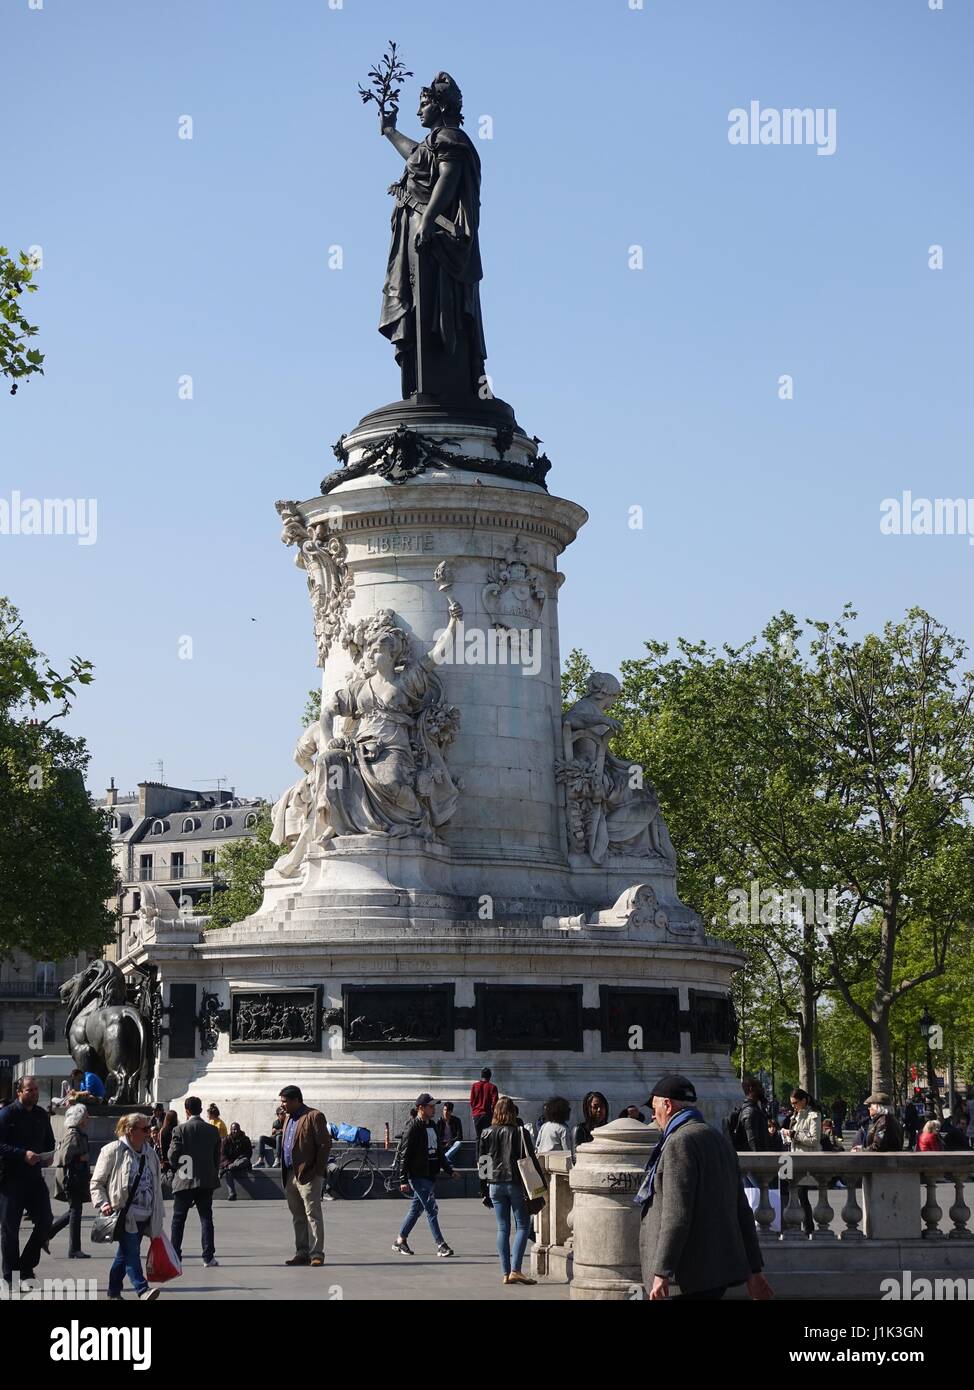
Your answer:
[569,1118,657,1300]
[122,400,745,1141]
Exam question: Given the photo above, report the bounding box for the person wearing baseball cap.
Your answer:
[391,1092,460,1257]
[633,1074,773,1301]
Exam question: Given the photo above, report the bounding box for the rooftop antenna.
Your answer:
[194,777,229,799]
[154,760,165,784]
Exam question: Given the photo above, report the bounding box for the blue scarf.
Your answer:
[633,1107,704,1208]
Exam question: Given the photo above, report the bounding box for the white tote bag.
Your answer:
[516,1130,547,1201]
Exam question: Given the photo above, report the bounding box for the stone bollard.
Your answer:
[569,1118,658,1300]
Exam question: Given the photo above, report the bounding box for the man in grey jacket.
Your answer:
[168,1096,222,1268]
[636,1073,773,1301]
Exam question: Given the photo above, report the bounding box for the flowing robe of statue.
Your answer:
[560,675,678,868]
[379,123,487,402]
[270,608,463,876]
[325,661,459,836]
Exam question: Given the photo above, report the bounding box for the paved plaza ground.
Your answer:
[31,1198,569,1303]
[19,1181,974,1303]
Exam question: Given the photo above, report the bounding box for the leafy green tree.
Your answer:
[607,614,838,1091]
[572,606,974,1095]
[0,598,116,957]
[198,808,278,929]
[1,247,44,394]
[561,647,593,708]
[732,945,801,1103]
[302,686,321,727]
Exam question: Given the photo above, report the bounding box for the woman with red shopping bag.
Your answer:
[90,1112,177,1300]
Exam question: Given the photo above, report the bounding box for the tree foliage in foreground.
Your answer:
[1,247,44,394]
[198,807,277,929]
[563,605,974,1095]
[0,597,116,958]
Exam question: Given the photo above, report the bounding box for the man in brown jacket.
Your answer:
[278,1085,331,1266]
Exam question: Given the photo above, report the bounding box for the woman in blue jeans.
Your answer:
[90,1112,165,1301]
[478,1096,542,1286]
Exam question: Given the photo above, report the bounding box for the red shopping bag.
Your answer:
[146,1232,182,1284]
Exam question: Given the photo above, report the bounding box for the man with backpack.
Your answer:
[729,1079,773,1154]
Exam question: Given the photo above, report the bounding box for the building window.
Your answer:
[245,813,258,829]
[170,852,184,881]
[202,850,216,875]
[139,854,153,881]
[181,817,196,833]
[151,820,165,835]
[213,815,229,831]
[35,962,56,994]
[132,891,141,914]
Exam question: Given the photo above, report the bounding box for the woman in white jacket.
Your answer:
[90,1112,165,1301]
[785,1089,821,1234]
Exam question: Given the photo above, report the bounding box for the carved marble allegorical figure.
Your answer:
[276,499,353,667]
[557,671,678,868]
[271,602,463,876]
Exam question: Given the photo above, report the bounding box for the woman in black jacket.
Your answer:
[479,1096,544,1286]
[572,1091,609,1149]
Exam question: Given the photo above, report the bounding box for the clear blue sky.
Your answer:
[3,0,972,800]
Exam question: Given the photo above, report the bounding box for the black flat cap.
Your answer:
[646,1074,697,1104]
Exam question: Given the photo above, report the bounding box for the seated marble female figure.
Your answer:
[270,605,462,876]
[562,671,677,867]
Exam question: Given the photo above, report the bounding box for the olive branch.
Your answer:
[358,40,413,124]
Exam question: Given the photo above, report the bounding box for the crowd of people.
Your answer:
[728,1080,974,1157]
[2,1062,971,1300]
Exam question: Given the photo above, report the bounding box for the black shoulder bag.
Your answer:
[91,1147,146,1244]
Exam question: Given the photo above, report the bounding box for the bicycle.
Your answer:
[331,1142,400,1200]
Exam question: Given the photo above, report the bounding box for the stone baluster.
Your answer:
[812,1177,836,1239]
[837,1170,863,1240]
[947,1174,972,1239]
[921,1173,944,1239]
[753,1175,777,1237]
[781,1175,807,1240]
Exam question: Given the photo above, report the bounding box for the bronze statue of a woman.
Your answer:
[377,72,488,405]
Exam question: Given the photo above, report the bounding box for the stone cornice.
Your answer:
[299,485,588,554]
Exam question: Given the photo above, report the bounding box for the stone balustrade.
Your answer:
[735,1153,974,1299]
[741,1153,974,1243]
[535,1128,974,1299]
